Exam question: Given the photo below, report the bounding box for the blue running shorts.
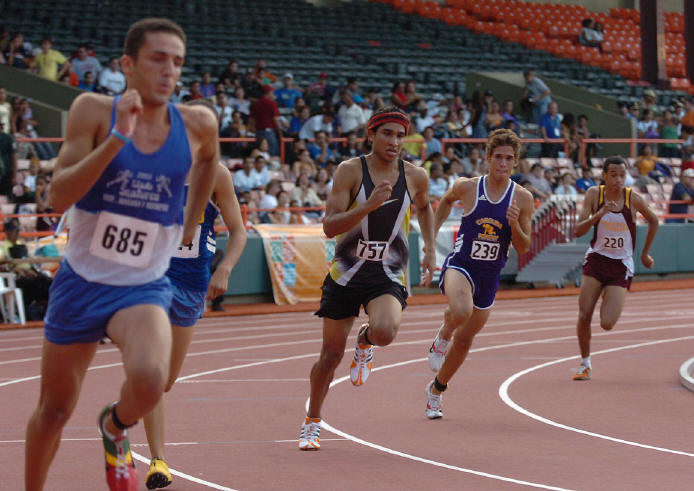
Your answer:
[168,282,207,327]
[439,253,501,310]
[44,260,174,345]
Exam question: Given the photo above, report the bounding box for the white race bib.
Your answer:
[173,225,201,258]
[89,211,158,269]
[470,240,500,261]
[356,239,388,262]
[601,236,625,249]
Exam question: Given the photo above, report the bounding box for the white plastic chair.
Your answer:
[0,273,26,325]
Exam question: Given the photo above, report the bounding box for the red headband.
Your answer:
[368,111,410,134]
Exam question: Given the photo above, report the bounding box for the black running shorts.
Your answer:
[314,274,408,320]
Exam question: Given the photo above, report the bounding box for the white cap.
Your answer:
[682,168,694,178]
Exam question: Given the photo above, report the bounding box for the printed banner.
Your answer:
[253,224,334,305]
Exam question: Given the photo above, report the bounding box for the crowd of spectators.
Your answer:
[2,26,693,228]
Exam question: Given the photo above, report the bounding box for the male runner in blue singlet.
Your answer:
[425,129,534,419]
[572,156,658,380]
[143,100,247,489]
[298,106,436,450]
[25,18,219,491]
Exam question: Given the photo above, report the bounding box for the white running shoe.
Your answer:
[298,418,321,450]
[350,325,374,386]
[425,381,443,419]
[428,327,449,372]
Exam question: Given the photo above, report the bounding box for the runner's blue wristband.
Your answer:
[111,128,132,144]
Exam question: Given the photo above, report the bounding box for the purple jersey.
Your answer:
[449,176,516,274]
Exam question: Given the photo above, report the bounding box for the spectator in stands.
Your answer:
[307,72,333,108]
[540,102,562,158]
[0,87,12,134]
[215,91,233,133]
[288,104,310,138]
[627,102,640,122]
[390,81,407,109]
[258,179,281,223]
[442,109,464,139]
[299,110,334,140]
[666,168,694,223]
[219,60,241,89]
[637,108,659,139]
[679,97,694,129]
[199,72,215,98]
[523,69,552,125]
[15,119,38,160]
[428,162,448,201]
[252,59,278,85]
[575,167,595,194]
[447,158,465,186]
[659,109,680,158]
[98,57,126,95]
[501,99,520,128]
[188,80,203,100]
[526,163,552,200]
[484,100,504,132]
[34,174,56,232]
[78,71,96,91]
[314,167,333,202]
[336,131,361,160]
[307,130,335,166]
[4,32,32,69]
[0,120,16,197]
[229,86,251,120]
[554,172,578,196]
[250,155,270,190]
[70,44,101,82]
[576,114,597,162]
[249,85,282,156]
[22,159,40,198]
[617,100,630,119]
[415,102,436,134]
[234,156,256,194]
[578,18,602,49]
[635,143,659,178]
[337,92,366,136]
[291,146,317,180]
[275,73,303,109]
[422,126,441,159]
[291,172,323,213]
[250,136,274,165]
[333,76,364,106]
[461,146,483,176]
[16,98,55,160]
[561,113,580,163]
[401,123,423,161]
[641,89,658,115]
[170,81,188,103]
[32,37,70,82]
[221,109,248,158]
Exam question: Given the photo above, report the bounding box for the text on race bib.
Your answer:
[470,240,500,261]
[89,211,158,269]
[602,236,625,249]
[356,239,388,261]
[173,225,201,258]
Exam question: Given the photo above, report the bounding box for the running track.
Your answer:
[1,289,693,490]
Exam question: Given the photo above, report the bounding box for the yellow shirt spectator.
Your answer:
[32,39,69,81]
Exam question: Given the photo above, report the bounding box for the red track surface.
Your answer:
[1,289,693,490]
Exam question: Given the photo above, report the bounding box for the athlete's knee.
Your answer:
[366,319,398,346]
[448,304,472,327]
[128,364,168,401]
[577,308,593,326]
[318,347,344,370]
[34,399,75,430]
[600,321,615,331]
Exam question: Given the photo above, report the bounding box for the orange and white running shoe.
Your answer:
[350,325,373,386]
[299,417,321,450]
[573,365,592,381]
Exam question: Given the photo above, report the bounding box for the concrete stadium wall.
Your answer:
[1,64,80,138]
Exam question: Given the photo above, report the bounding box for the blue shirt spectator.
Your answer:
[275,73,303,109]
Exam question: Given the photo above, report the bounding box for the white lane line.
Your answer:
[131,451,237,491]
[498,336,694,458]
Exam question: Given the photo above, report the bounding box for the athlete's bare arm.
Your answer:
[574,186,610,237]
[180,104,219,244]
[207,163,247,300]
[507,186,533,254]
[405,162,436,284]
[433,177,475,236]
[50,92,141,212]
[630,190,659,268]
[322,158,391,238]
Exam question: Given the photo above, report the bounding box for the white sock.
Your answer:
[582,356,591,368]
